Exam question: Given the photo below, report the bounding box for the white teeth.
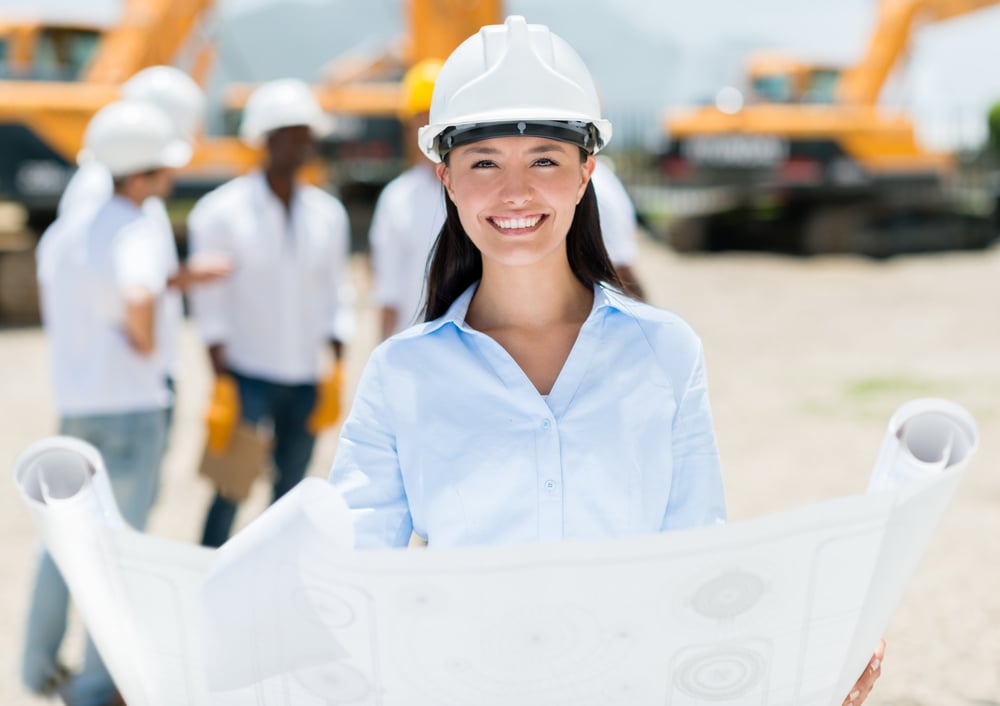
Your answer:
[493,215,541,230]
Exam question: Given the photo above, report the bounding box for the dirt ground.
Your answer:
[1,238,998,705]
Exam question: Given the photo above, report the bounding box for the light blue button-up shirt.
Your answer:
[329,283,726,549]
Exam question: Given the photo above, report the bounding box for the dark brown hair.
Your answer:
[423,152,623,321]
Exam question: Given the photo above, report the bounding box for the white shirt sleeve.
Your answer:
[661,344,727,530]
[186,195,232,345]
[369,187,405,309]
[593,164,639,267]
[113,219,166,296]
[58,162,113,219]
[329,350,413,548]
[324,198,356,344]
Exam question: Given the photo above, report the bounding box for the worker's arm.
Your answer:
[380,307,399,341]
[167,253,233,293]
[207,343,228,377]
[122,285,156,356]
[114,221,166,357]
[186,195,234,346]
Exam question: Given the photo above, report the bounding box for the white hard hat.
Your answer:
[77,100,193,177]
[121,65,206,139]
[239,78,333,147]
[418,15,612,163]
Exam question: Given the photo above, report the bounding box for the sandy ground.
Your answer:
[1,238,999,705]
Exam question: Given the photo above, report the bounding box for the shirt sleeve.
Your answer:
[661,343,727,531]
[594,167,639,267]
[186,196,232,345]
[113,219,166,296]
[369,188,405,309]
[328,351,413,548]
[325,199,356,343]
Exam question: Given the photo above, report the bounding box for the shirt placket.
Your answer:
[535,407,563,541]
[464,327,567,542]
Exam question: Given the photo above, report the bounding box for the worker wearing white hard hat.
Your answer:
[370,59,643,342]
[52,65,231,408]
[187,78,353,548]
[26,99,191,706]
[330,17,883,703]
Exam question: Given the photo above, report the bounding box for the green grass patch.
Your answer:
[844,376,943,399]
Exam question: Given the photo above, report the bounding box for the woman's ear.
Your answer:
[436,162,454,200]
[577,155,596,204]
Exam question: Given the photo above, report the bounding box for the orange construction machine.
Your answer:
[660,0,999,255]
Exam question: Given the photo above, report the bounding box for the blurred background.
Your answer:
[0,1,998,705]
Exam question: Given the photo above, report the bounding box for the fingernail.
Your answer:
[871,658,880,670]
[850,690,860,701]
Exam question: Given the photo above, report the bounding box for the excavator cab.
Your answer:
[746,53,841,105]
[0,22,101,81]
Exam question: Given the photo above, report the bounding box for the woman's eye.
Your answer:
[534,157,558,167]
[471,160,496,169]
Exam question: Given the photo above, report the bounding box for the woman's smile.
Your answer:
[487,213,547,235]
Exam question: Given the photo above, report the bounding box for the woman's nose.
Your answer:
[498,167,532,206]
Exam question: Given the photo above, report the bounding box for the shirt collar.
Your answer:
[249,170,303,212]
[414,281,631,338]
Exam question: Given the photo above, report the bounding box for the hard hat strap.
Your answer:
[437,120,601,159]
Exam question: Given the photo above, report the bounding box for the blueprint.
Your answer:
[14,398,978,706]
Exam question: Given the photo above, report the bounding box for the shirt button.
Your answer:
[541,418,552,430]
[544,480,556,491]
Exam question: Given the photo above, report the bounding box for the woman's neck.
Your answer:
[467,260,593,332]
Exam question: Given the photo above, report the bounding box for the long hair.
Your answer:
[423,154,624,321]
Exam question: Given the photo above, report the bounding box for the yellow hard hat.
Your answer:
[401,59,443,118]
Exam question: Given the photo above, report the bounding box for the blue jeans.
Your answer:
[200,372,317,548]
[21,409,167,706]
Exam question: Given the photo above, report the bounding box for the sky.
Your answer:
[3,0,1000,150]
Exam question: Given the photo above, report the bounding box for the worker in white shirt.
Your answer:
[27,100,192,706]
[330,16,883,706]
[591,155,645,299]
[50,65,232,415]
[369,61,645,341]
[369,59,448,338]
[188,78,354,548]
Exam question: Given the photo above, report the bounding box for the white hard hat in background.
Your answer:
[239,78,334,147]
[121,65,206,139]
[418,15,613,163]
[77,100,193,177]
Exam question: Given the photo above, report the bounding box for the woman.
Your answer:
[330,16,881,704]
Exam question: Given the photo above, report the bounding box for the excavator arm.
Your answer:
[838,0,1000,105]
[84,0,215,83]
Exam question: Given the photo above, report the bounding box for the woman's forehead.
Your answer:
[451,135,574,157]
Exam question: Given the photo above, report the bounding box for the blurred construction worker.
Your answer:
[51,65,231,418]
[28,99,191,706]
[187,78,354,548]
[591,155,645,299]
[369,59,448,338]
[369,62,644,341]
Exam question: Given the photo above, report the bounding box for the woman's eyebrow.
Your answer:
[462,143,570,156]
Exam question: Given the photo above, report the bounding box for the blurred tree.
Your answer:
[987,100,1000,156]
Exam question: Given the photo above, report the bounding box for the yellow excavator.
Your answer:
[0,0,502,233]
[660,0,1000,255]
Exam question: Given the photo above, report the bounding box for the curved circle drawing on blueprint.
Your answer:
[290,585,357,629]
[292,661,372,703]
[673,645,767,701]
[478,602,606,678]
[690,569,767,621]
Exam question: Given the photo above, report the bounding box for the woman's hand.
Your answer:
[842,639,885,705]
